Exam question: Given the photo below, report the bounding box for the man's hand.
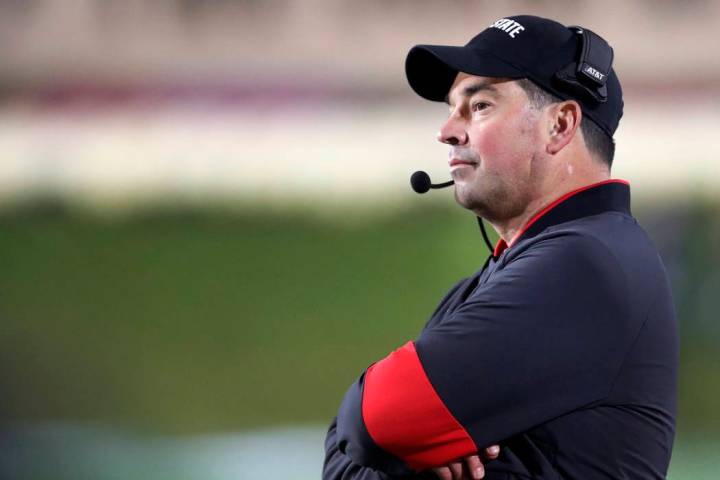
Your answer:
[431,445,500,480]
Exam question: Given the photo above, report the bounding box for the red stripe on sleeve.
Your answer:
[361,341,477,471]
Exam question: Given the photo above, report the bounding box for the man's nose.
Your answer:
[437,114,468,146]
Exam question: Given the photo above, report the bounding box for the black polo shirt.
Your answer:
[324,179,678,480]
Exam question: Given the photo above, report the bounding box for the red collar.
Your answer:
[492,179,630,257]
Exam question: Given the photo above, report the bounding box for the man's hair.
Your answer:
[516,78,615,170]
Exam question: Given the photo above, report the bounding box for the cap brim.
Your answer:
[405,45,525,102]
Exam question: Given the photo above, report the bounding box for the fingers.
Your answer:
[433,447,501,480]
[433,461,469,480]
[485,445,500,459]
[448,461,463,479]
[463,454,485,480]
[433,466,453,480]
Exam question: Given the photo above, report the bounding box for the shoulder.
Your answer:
[484,226,629,311]
[502,227,625,281]
[509,208,657,267]
[497,211,667,312]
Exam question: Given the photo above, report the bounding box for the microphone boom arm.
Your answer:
[430,180,454,189]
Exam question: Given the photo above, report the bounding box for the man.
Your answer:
[323,15,677,480]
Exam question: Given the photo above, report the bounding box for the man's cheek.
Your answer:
[474,128,506,165]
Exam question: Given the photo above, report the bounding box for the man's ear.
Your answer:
[546,101,582,155]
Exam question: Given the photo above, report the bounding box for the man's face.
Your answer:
[440,73,547,222]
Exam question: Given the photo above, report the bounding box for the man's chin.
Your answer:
[454,187,493,218]
[453,188,478,210]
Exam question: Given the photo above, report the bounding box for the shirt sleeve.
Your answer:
[323,417,435,480]
[335,232,640,473]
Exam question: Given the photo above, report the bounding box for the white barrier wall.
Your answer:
[0,97,717,211]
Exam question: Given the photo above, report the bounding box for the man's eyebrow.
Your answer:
[445,81,501,104]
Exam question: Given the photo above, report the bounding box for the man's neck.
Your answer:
[492,173,611,246]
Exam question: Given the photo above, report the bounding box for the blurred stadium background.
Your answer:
[0,1,718,479]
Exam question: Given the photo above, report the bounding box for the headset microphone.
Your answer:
[409,171,496,255]
[410,171,454,193]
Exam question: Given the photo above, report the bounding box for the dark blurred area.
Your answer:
[0,1,718,479]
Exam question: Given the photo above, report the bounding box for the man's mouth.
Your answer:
[449,158,477,170]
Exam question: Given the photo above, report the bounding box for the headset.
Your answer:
[555,26,614,104]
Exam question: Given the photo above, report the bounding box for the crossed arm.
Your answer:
[323,234,628,480]
[324,416,499,480]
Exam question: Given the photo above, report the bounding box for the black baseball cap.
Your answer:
[405,15,623,137]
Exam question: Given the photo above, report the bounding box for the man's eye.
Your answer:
[472,101,490,112]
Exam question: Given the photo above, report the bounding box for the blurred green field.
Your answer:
[0,199,718,470]
[0,200,491,431]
